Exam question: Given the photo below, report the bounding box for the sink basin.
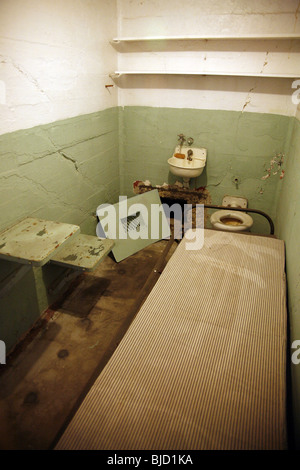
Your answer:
[168,147,207,179]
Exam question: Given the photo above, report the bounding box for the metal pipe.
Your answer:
[199,204,274,235]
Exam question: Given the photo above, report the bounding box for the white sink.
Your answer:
[168,146,207,179]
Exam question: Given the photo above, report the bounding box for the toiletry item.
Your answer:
[174,153,185,159]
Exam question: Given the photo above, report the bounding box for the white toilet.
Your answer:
[210,196,253,232]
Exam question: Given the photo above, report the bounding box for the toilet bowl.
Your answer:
[210,196,253,232]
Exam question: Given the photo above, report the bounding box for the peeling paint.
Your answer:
[88,246,104,256]
[62,254,78,261]
[261,52,269,73]
[242,87,255,112]
[133,180,209,204]
[36,228,47,237]
[123,107,294,235]
[261,153,285,181]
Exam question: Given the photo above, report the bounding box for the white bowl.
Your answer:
[210,210,253,232]
[168,156,205,179]
[168,146,207,179]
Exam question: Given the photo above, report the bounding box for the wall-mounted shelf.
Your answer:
[110,34,300,83]
[111,33,300,43]
[110,70,300,79]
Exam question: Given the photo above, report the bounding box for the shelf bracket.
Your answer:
[109,72,122,79]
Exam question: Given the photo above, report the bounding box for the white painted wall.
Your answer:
[0,0,118,135]
[1,0,299,135]
[117,0,300,37]
[115,0,300,115]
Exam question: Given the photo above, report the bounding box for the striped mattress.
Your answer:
[56,229,287,450]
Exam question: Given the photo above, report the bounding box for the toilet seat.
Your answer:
[210,209,253,232]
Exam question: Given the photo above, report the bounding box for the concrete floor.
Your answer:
[0,239,177,450]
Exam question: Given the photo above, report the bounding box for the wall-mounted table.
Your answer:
[0,217,114,297]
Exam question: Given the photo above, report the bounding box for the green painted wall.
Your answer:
[120,106,293,234]
[0,104,298,370]
[0,107,120,352]
[120,106,300,446]
[0,107,120,233]
[276,116,300,449]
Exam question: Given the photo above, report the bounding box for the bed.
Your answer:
[55,229,287,450]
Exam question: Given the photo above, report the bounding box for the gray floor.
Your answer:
[0,239,177,450]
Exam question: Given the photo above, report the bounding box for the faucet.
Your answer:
[177,134,186,153]
[187,149,193,161]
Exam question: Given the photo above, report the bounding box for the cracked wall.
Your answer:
[0,0,118,135]
[1,0,300,414]
[120,106,293,234]
[0,108,120,233]
[276,115,300,448]
[0,0,119,352]
[119,0,300,37]
[117,0,300,115]
[0,107,120,353]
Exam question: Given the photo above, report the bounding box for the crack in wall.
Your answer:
[0,54,51,101]
[260,52,269,74]
[207,173,228,188]
[0,35,74,49]
[42,134,95,189]
[45,130,114,154]
[2,172,93,217]
[6,129,114,166]
[242,87,255,112]
[58,152,79,171]
[242,97,251,112]
[42,131,117,190]
[16,152,55,166]
[0,127,117,199]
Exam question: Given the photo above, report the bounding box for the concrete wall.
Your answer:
[0,0,118,135]
[1,3,300,450]
[0,109,120,234]
[277,114,300,448]
[116,1,300,447]
[0,0,119,352]
[120,106,293,234]
[115,0,299,234]
[117,0,300,37]
[116,0,300,115]
[0,0,119,231]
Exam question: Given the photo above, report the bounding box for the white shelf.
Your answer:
[110,34,300,81]
[110,70,300,79]
[111,33,300,43]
